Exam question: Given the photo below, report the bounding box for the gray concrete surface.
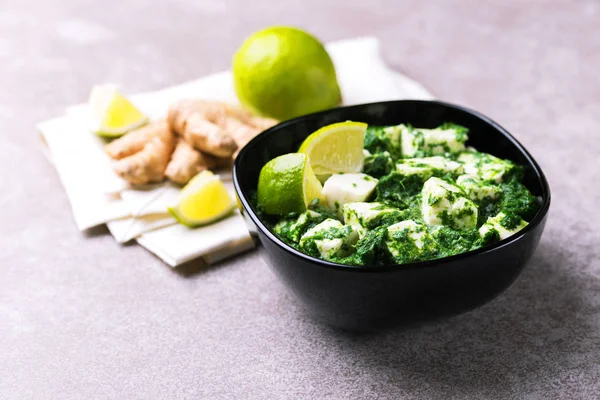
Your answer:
[1,0,599,398]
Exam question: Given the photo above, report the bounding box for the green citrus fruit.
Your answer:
[233,26,342,121]
[257,153,323,216]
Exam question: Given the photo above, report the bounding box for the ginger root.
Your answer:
[167,100,277,159]
[105,123,157,160]
[108,121,175,185]
[222,103,278,131]
[167,100,238,158]
[223,108,277,158]
[106,101,278,186]
[222,117,262,159]
[165,138,216,185]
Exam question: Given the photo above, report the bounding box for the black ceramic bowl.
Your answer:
[233,100,551,331]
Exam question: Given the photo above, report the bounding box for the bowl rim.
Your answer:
[233,99,551,273]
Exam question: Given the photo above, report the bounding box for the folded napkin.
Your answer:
[38,36,433,267]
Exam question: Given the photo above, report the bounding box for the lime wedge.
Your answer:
[298,121,367,176]
[88,84,148,138]
[257,153,323,216]
[168,171,236,227]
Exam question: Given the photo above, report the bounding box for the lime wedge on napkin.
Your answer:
[88,84,148,138]
[298,121,367,176]
[257,153,322,216]
[168,171,236,227]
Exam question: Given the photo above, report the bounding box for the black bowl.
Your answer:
[233,100,551,331]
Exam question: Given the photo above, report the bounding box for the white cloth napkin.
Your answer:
[37,36,433,267]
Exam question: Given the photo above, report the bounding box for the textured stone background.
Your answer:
[1,0,599,399]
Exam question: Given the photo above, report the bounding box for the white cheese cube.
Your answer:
[366,125,405,159]
[421,177,478,230]
[322,173,378,215]
[420,127,466,155]
[401,124,468,157]
[385,220,437,261]
[456,175,502,202]
[458,151,518,183]
[400,125,420,158]
[457,152,480,176]
[343,202,402,238]
[479,212,528,240]
[381,124,411,155]
[299,218,359,259]
[302,218,341,235]
[382,124,405,144]
[396,156,464,178]
[395,163,433,179]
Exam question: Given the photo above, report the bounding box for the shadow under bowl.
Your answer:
[233,100,551,332]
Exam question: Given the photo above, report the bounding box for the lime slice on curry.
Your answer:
[257,153,323,216]
[88,84,148,138]
[168,171,236,227]
[298,121,367,176]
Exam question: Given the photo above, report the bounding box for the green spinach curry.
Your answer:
[257,123,539,266]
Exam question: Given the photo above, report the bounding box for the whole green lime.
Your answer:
[257,153,323,216]
[233,26,342,121]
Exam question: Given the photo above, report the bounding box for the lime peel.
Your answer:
[88,84,148,138]
[168,171,236,228]
[257,153,323,216]
[233,26,341,120]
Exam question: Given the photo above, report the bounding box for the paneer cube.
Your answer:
[380,124,408,159]
[456,175,502,202]
[401,123,468,157]
[421,177,478,230]
[299,218,359,259]
[396,156,464,179]
[458,151,519,183]
[343,202,403,238]
[382,124,405,144]
[322,173,378,215]
[364,125,405,160]
[385,220,437,263]
[479,212,528,240]
[274,210,324,243]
